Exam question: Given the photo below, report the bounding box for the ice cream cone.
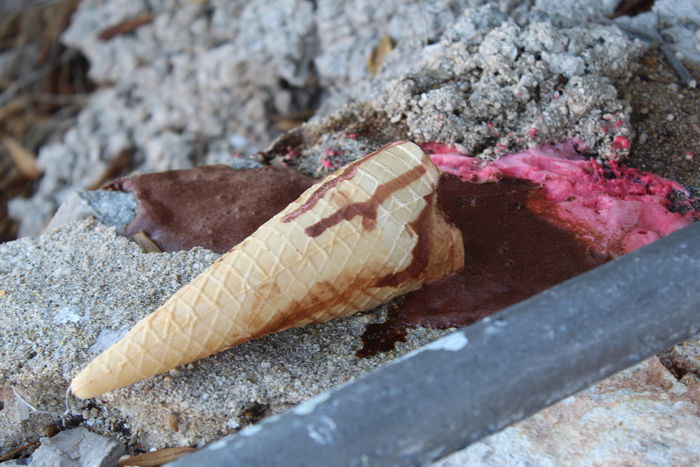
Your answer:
[71,141,464,398]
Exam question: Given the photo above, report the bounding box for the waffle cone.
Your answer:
[71,141,464,398]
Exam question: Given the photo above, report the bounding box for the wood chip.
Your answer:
[132,231,163,253]
[2,136,42,179]
[0,96,29,121]
[368,33,394,76]
[98,14,155,41]
[167,412,179,432]
[0,441,39,462]
[41,423,59,438]
[271,109,316,131]
[117,447,196,467]
[0,290,6,298]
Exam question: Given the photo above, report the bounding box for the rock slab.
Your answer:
[22,427,124,467]
[436,357,700,466]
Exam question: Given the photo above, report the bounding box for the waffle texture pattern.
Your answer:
[71,141,464,398]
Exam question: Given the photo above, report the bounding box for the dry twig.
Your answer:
[368,33,394,76]
[117,447,196,466]
[98,14,155,41]
[0,441,39,462]
[132,231,163,253]
[88,148,133,190]
[2,136,42,179]
[0,49,79,108]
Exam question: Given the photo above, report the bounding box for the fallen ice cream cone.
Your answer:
[71,141,464,398]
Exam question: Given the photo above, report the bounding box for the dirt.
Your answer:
[621,48,700,199]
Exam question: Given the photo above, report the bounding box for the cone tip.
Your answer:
[70,370,99,399]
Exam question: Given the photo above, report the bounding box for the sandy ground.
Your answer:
[622,49,700,198]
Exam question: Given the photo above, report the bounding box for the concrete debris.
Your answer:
[45,191,137,235]
[612,0,700,66]
[1,427,125,467]
[374,20,641,160]
[660,338,700,380]
[0,387,53,457]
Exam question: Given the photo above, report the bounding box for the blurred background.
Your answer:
[0,0,93,241]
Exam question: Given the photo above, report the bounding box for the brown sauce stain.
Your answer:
[357,313,407,358]
[281,140,408,223]
[375,193,433,287]
[358,174,610,357]
[108,165,316,253]
[305,164,427,237]
[282,164,361,223]
[244,265,392,344]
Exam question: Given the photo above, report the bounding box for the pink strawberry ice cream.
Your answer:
[424,141,697,257]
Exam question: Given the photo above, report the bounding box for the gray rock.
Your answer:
[532,0,619,26]
[374,20,642,160]
[79,192,138,231]
[0,220,449,450]
[23,427,124,467]
[46,191,137,235]
[613,0,700,65]
[436,357,700,466]
[0,387,54,457]
[2,218,700,460]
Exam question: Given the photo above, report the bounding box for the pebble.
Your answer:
[18,427,125,466]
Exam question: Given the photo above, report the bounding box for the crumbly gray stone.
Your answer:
[374,20,642,160]
[613,0,700,65]
[0,220,449,450]
[46,191,137,234]
[311,0,482,116]
[532,0,619,26]
[660,338,700,380]
[22,427,125,467]
[0,387,54,457]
